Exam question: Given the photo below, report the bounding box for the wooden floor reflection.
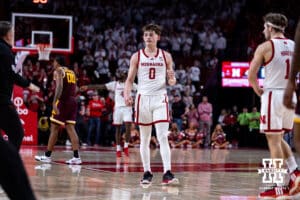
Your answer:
[0,146,271,200]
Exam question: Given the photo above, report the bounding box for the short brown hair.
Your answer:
[263,13,288,32]
[0,21,12,38]
[142,23,162,35]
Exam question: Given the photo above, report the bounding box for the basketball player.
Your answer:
[248,13,300,198]
[80,70,137,157]
[35,56,82,165]
[124,24,179,185]
[0,20,37,200]
[284,20,300,154]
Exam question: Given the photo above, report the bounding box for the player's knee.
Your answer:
[156,133,168,144]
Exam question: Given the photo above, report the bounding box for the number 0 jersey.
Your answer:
[137,48,167,95]
[263,38,294,89]
[59,67,77,101]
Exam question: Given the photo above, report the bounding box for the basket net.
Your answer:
[37,43,52,61]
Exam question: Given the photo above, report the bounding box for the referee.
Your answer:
[0,21,37,199]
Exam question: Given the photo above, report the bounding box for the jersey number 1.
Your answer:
[285,58,290,79]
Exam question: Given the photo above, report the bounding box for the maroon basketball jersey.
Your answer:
[60,67,77,101]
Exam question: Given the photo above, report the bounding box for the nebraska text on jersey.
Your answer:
[140,62,164,67]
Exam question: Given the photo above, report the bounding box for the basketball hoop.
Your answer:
[37,43,52,61]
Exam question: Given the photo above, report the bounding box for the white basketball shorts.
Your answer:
[134,94,170,126]
[260,89,296,133]
[113,106,133,125]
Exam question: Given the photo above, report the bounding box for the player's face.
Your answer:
[52,59,59,68]
[143,30,160,46]
[119,72,127,82]
[263,24,271,40]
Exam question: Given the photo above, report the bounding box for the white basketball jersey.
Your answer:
[263,38,294,89]
[137,49,167,95]
[106,81,137,108]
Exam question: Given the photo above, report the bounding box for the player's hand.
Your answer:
[254,87,264,97]
[80,85,88,92]
[52,104,60,115]
[28,83,40,93]
[125,96,133,106]
[283,81,296,109]
[167,70,176,85]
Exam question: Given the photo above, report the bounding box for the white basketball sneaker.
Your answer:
[66,157,82,165]
[35,155,51,163]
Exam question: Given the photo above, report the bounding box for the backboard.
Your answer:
[12,13,73,53]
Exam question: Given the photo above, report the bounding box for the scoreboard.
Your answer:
[222,61,264,87]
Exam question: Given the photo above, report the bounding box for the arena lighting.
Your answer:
[33,0,48,4]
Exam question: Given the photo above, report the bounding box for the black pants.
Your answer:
[0,104,36,200]
[0,104,24,150]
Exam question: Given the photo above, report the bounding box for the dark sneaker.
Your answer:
[140,171,153,184]
[162,170,179,185]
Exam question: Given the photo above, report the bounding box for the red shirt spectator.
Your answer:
[87,94,103,117]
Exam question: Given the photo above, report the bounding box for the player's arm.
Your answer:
[52,68,64,114]
[165,51,176,86]
[80,84,107,91]
[284,20,300,109]
[291,20,300,82]
[248,42,268,97]
[124,52,138,106]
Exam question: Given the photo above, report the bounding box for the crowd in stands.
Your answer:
[7,0,297,149]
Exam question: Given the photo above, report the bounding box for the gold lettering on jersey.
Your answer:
[66,72,76,84]
[140,62,163,67]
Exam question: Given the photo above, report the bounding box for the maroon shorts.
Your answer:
[50,98,77,125]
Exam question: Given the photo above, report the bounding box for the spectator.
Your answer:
[197,96,213,147]
[248,106,260,147]
[86,91,104,146]
[211,124,231,149]
[237,107,250,147]
[171,94,186,131]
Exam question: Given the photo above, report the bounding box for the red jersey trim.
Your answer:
[267,91,272,130]
[137,50,140,68]
[136,94,141,124]
[135,120,170,126]
[273,37,287,40]
[283,128,292,132]
[264,40,274,65]
[262,129,284,133]
[142,48,159,58]
[162,50,167,68]
[164,94,170,120]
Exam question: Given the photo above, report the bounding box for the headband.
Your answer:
[265,22,285,32]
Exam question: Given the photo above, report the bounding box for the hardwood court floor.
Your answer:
[0,146,273,200]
